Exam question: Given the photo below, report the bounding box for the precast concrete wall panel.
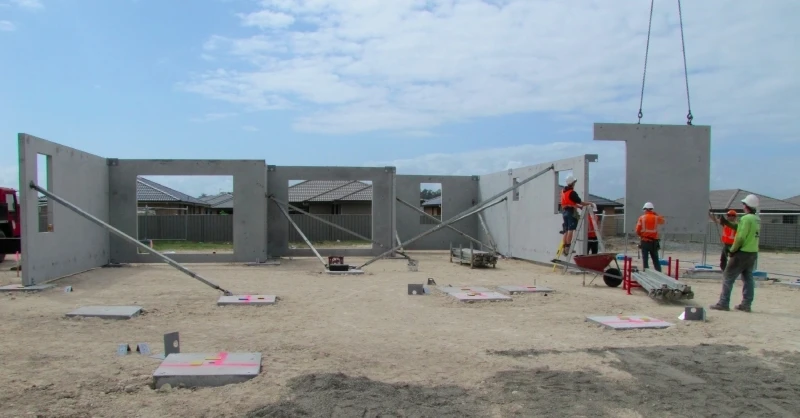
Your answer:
[594,123,711,235]
[18,134,110,285]
[266,166,396,258]
[395,175,480,250]
[108,159,268,263]
[478,155,595,265]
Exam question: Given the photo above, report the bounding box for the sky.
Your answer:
[1,0,799,201]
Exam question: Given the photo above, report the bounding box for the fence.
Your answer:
[607,214,800,250]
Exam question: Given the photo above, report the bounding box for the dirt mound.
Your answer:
[245,372,486,418]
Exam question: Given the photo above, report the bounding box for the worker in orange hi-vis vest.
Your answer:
[587,210,601,255]
[635,202,666,272]
[709,209,738,270]
[560,175,594,254]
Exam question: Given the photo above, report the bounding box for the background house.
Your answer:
[136,177,211,215]
[785,194,800,208]
[421,196,442,216]
[199,192,234,215]
[709,189,800,224]
[288,180,373,214]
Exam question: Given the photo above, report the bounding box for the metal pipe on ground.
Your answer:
[268,196,412,261]
[29,182,234,296]
[395,197,504,256]
[358,194,510,269]
[358,165,554,269]
[273,201,327,268]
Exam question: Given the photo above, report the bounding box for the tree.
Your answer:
[420,188,442,200]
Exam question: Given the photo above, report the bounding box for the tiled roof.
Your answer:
[289,180,372,202]
[200,192,234,209]
[709,189,800,212]
[422,196,442,206]
[786,195,800,206]
[136,177,209,205]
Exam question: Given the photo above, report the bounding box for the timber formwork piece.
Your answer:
[449,242,498,269]
[631,269,695,301]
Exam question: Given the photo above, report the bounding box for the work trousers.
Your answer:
[587,239,598,255]
[640,239,661,272]
[720,243,732,271]
[718,251,758,308]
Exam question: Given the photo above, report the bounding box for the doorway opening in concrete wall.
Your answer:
[555,170,575,214]
[420,183,442,225]
[287,179,374,250]
[37,153,54,233]
[135,175,234,255]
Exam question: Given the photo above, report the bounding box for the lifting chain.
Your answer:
[637,0,694,125]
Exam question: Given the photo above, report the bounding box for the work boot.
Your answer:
[734,304,751,312]
[709,303,730,311]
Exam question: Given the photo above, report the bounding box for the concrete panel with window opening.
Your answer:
[18,134,111,286]
[478,155,596,264]
[267,166,396,258]
[108,160,267,264]
[395,175,479,251]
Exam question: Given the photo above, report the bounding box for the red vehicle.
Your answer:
[0,187,22,262]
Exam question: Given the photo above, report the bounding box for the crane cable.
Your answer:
[637,0,694,126]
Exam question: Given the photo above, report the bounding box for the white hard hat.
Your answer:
[565,175,577,185]
[642,202,654,210]
[741,194,759,209]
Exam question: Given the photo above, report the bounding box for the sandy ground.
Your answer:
[1,248,799,418]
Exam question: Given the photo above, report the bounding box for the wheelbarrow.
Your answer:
[555,252,625,287]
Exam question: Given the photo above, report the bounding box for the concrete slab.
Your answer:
[496,285,554,295]
[450,291,512,302]
[65,305,143,320]
[152,352,261,389]
[325,268,365,275]
[586,315,673,330]
[437,286,492,294]
[0,284,55,292]
[217,295,277,306]
[775,280,800,289]
[682,268,723,280]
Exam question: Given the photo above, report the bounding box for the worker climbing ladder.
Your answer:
[552,205,604,273]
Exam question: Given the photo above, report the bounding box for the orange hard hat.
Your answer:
[726,210,737,216]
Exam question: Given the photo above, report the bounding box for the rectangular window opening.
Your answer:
[420,183,443,224]
[288,179,373,249]
[136,175,233,254]
[37,153,54,233]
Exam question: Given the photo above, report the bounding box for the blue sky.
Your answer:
[1,0,799,200]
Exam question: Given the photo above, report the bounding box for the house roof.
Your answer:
[137,177,209,205]
[422,196,442,206]
[787,195,800,206]
[709,189,800,212]
[200,192,234,210]
[289,180,372,202]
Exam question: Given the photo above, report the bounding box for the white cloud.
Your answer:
[0,20,15,31]
[189,112,237,122]
[238,9,295,29]
[11,0,43,10]
[177,0,799,139]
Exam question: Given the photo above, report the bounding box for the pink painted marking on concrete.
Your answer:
[160,363,260,368]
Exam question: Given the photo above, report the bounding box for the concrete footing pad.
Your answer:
[217,295,277,306]
[0,284,55,292]
[496,285,554,295]
[450,291,512,302]
[152,352,261,389]
[586,315,673,330]
[65,305,143,319]
[325,267,364,275]
[683,268,723,280]
[437,286,491,294]
[244,260,281,267]
[775,280,800,289]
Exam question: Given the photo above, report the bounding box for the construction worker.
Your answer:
[708,209,738,270]
[587,210,600,255]
[560,175,594,254]
[710,194,761,313]
[635,202,665,272]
